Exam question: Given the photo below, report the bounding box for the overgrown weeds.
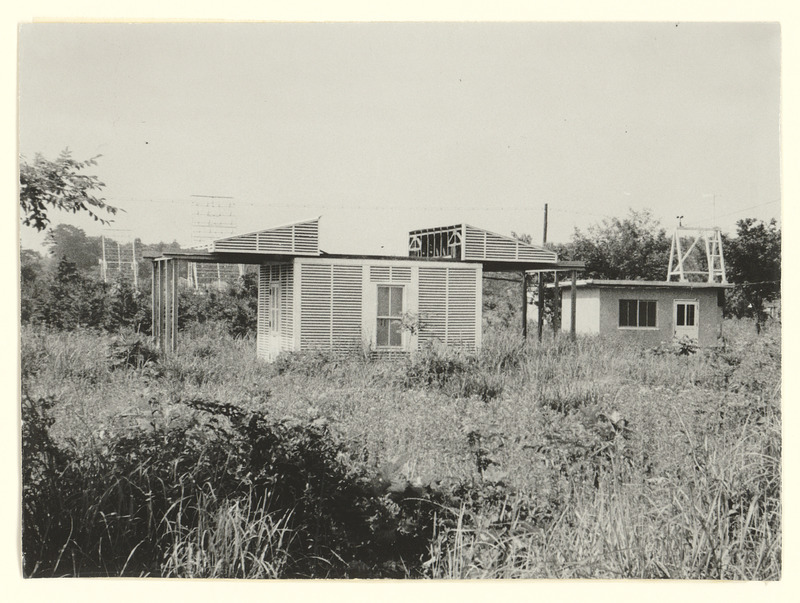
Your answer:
[20,318,781,579]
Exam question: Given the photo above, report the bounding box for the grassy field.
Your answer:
[20,319,781,579]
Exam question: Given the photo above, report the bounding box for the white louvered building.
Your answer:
[149,217,582,359]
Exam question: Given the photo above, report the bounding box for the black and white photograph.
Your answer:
[16,19,783,584]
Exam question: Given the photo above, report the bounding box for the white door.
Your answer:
[268,282,281,360]
[674,300,699,340]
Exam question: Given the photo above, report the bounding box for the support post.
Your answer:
[521,272,528,339]
[537,203,548,342]
[570,270,577,341]
[151,261,158,344]
[553,271,560,336]
[152,258,179,353]
[170,259,178,352]
[537,273,545,341]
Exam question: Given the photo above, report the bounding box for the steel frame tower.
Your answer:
[666,227,727,283]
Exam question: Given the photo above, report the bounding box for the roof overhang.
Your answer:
[547,278,733,289]
[143,251,585,272]
[144,251,301,265]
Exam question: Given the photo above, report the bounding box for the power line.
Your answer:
[682,200,781,229]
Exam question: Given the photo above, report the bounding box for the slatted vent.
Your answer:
[418,266,478,349]
[370,265,412,282]
[300,263,363,351]
[462,224,557,263]
[212,218,320,255]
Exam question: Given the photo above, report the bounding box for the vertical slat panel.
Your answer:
[257,265,270,360]
[332,265,363,350]
[300,264,333,350]
[446,267,477,348]
[280,264,294,351]
[418,266,447,347]
[418,266,478,350]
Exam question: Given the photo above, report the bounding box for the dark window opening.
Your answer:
[619,299,657,328]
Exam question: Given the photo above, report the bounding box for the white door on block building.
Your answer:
[268,282,281,360]
[673,300,699,340]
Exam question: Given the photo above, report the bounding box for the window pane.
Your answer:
[619,300,630,326]
[389,319,402,346]
[639,301,656,327]
[390,286,403,316]
[377,318,389,346]
[686,304,695,326]
[676,304,685,326]
[377,287,389,316]
[646,301,656,327]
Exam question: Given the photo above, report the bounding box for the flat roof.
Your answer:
[143,249,584,272]
[549,279,732,289]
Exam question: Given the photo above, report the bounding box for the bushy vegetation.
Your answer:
[20,255,258,339]
[20,318,781,579]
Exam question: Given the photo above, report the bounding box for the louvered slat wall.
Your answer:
[418,266,477,349]
[369,265,411,283]
[463,225,557,262]
[280,265,294,350]
[300,263,363,351]
[446,268,478,347]
[213,219,319,255]
[257,266,270,359]
[418,267,447,347]
[332,266,363,350]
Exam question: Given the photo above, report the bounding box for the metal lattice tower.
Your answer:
[187,196,243,290]
[100,229,139,288]
[666,227,727,283]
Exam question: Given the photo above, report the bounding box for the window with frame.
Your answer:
[619,299,657,328]
[377,285,404,347]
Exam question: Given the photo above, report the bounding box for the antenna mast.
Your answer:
[187,195,242,290]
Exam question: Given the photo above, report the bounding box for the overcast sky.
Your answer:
[18,22,781,255]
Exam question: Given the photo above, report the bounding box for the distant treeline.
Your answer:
[20,210,780,334]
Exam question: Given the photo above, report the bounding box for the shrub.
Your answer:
[20,394,452,578]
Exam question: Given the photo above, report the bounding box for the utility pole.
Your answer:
[537,203,548,341]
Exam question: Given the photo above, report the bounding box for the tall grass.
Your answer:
[20,317,781,578]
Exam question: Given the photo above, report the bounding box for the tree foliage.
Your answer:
[567,209,671,281]
[46,224,103,272]
[19,149,116,231]
[723,218,781,327]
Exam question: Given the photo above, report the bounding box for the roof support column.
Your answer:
[521,271,528,340]
[553,271,560,336]
[537,273,545,342]
[152,258,179,353]
[570,270,577,341]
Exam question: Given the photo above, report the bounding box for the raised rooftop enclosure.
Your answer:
[409,224,557,264]
[209,217,320,255]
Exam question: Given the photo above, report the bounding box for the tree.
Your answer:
[568,209,671,281]
[45,224,102,273]
[19,149,116,232]
[723,218,781,331]
[20,249,48,324]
